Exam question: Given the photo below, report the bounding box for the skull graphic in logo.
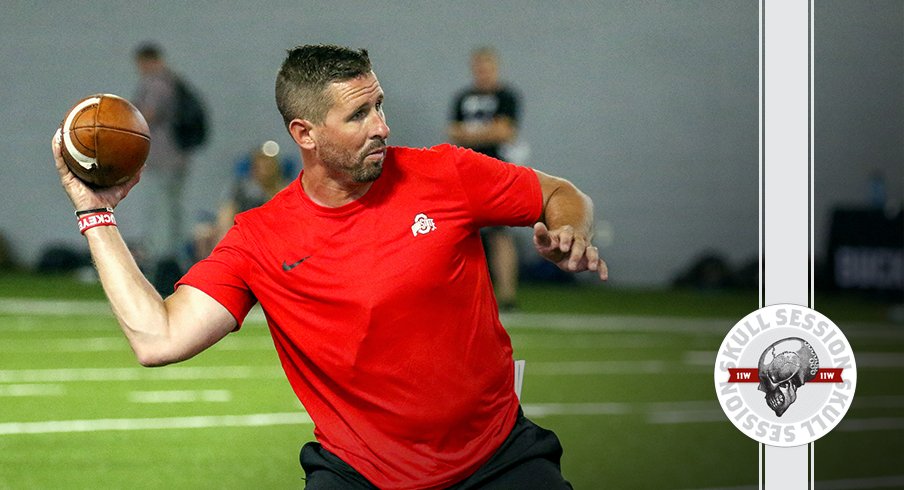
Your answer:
[757,337,819,417]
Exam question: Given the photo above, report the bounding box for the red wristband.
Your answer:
[77,212,117,235]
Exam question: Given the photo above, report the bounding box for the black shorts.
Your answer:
[299,409,573,489]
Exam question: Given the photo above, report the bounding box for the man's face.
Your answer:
[314,72,390,183]
[135,57,163,76]
[470,54,499,91]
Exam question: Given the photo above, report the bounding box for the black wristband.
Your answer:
[75,207,113,217]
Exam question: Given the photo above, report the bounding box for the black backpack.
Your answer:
[171,75,209,151]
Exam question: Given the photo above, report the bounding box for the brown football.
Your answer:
[59,94,150,187]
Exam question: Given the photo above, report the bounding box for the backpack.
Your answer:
[171,75,209,151]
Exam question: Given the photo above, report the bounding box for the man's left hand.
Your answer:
[533,222,608,281]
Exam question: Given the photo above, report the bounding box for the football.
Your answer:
[59,94,150,187]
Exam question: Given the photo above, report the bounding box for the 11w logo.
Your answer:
[726,367,844,384]
[714,305,857,447]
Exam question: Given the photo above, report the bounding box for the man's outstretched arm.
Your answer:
[533,169,608,281]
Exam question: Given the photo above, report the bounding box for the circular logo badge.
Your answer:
[713,304,857,447]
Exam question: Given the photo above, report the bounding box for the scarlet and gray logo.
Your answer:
[411,213,436,236]
[714,304,857,447]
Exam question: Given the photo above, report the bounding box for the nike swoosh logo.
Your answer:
[282,255,312,271]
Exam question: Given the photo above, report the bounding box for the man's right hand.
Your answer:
[52,129,142,212]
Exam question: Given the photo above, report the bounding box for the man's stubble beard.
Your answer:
[318,139,384,183]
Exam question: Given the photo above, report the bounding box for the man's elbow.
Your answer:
[136,353,175,368]
[137,356,173,368]
[132,343,180,368]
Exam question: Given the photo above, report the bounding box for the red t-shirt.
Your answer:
[177,144,543,489]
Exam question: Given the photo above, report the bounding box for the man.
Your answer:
[132,42,191,291]
[448,47,522,311]
[51,44,606,489]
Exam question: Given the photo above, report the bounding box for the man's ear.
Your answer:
[288,118,317,150]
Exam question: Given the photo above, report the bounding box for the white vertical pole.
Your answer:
[761,0,813,488]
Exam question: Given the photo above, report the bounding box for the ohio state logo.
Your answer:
[411,213,436,237]
[714,304,857,447]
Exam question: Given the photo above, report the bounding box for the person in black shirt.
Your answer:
[449,47,522,310]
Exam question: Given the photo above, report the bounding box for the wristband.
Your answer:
[75,207,113,217]
[77,211,117,235]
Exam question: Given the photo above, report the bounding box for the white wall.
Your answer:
[0,1,899,286]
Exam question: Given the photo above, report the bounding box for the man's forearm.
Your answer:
[84,225,172,364]
[542,178,594,238]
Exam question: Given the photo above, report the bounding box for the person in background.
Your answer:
[132,42,191,292]
[448,46,522,311]
[216,141,293,240]
[187,141,293,262]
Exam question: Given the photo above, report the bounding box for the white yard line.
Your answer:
[513,334,677,349]
[0,336,275,352]
[3,399,900,436]
[523,402,633,417]
[0,337,128,352]
[0,298,112,317]
[0,334,657,352]
[0,384,65,397]
[527,360,672,375]
[0,298,736,333]
[3,297,900,340]
[2,352,898,385]
[0,366,282,383]
[525,398,904,433]
[128,389,233,404]
[0,360,705,384]
[0,412,312,435]
[502,312,732,333]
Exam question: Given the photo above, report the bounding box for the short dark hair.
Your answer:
[134,42,163,61]
[471,46,498,61]
[275,44,372,126]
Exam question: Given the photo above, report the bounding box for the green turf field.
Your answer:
[0,273,901,489]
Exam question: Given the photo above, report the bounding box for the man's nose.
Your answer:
[371,112,390,140]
